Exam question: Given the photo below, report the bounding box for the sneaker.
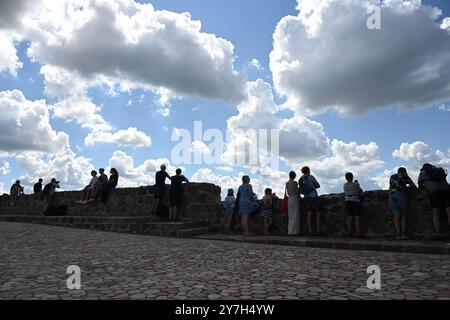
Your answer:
[432,235,442,241]
[400,234,408,240]
[76,200,84,204]
[395,235,401,240]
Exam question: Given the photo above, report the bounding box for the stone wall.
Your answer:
[0,183,223,224]
[1,185,448,239]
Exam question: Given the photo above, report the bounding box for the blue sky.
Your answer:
[0,0,450,197]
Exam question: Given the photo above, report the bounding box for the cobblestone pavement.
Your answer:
[1,222,449,300]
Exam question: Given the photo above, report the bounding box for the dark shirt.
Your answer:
[389,174,415,193]
[108,174,118,188]
[99,174,108,185]
[155,170,170,187]
[33,182,43,194]
[170,175,188,194]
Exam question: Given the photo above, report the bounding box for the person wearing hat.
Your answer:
[223,189,236,234]
[299,166,323,236]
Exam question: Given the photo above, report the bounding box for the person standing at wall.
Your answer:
[151,164,171,215]
[343,172,364,238]
[389,167,416,240]
[238,176,259,236]
[299,166,323,236]
[418,163,450,240]
[286,171,300,236]
[169,169,189,221]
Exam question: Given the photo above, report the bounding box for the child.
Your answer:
[223,189,236,234]
[261,188,274,235]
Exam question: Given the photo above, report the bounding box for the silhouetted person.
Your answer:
[151,164,171,215]
[169,169,189,221]
[389,167,416,240]
[43,178,60,212]
[343,172,363,238]
[33,178,43,194]
[10,180,24,197]
[418,163,450,240]
[299,166,323,236]
[100,168,119,203]
[77,170,99,204]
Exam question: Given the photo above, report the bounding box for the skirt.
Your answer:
[288,196,300,235]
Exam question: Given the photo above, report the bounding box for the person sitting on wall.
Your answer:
[151,164,171,216]
[100,168,119,203]
[10,180,24,197]
[169,169,189,221]
[388,167,417,240]
[77,170,100,204]
[418,163,450,240]
[343,172,364,238]
[33,178,43,194]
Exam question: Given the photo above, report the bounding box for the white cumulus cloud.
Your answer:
[0,90,69,153]
[270,0,450,116]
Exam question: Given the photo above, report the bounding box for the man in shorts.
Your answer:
[389,167,416,240]
[77,170,99,204]
[299,166,323,236]
[418,163,450,240]
[343,172,364,238]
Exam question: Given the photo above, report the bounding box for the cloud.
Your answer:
[0,0,39,30]
[0,32,23,76]
[41,65,112,132]
[270,0,450,116]
[223,79,329,167]
[0,161,10,176]
[248,58,263,70]
[442,17,450,30]
[0,90,69,153]
[15,0,246,105]
[16,149,94,190]
[392,141,450,170]
[306,139,385,193]
[85,127,152,148]
[108,150,177,187]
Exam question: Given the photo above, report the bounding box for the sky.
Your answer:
[1,0,450,198]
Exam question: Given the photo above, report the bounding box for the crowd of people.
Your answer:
[222,163,450,241]
[5,162,450,240]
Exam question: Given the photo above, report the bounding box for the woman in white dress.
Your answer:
[286,171,301,236]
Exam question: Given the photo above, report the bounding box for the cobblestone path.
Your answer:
[1,222,449,300]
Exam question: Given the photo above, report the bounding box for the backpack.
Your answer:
[299,175,316,196]
[426,166,447,182]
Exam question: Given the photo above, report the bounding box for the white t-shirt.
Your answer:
[89,176,99,187]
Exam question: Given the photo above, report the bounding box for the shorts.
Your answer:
[260,209,273,219]
[304,197,321,213]
[169,192,181,207]
[389,191,408,216]
[429,189,450,209]
[345,201,361,217]
[154,185,165,200]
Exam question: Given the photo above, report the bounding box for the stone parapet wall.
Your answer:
[1,184,448,239]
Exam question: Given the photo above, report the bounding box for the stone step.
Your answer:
[177,226,217,238]
[0,215,209,238]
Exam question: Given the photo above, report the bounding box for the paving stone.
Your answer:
[1,222,449,300]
